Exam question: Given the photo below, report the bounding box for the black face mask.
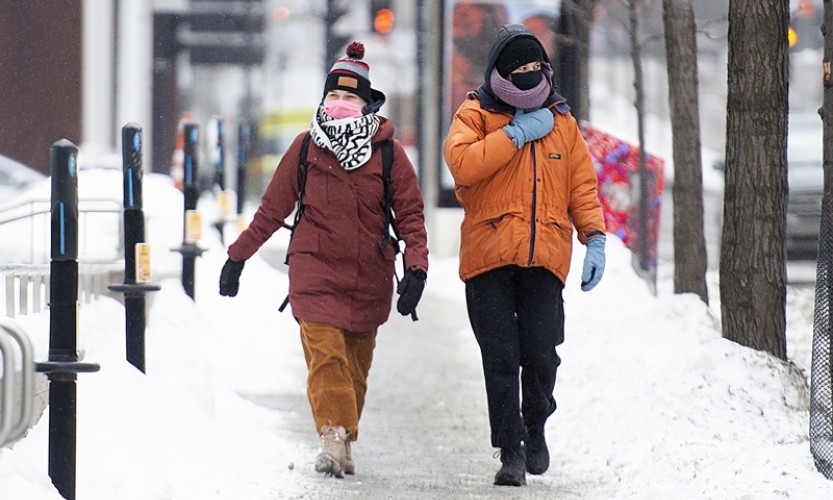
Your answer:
[511,70,543,91]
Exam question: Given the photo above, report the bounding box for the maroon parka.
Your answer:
[228,118,428,331]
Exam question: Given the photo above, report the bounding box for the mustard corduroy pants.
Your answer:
[299,319,377,441]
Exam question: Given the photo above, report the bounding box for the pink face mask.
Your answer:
[323,99,364,119]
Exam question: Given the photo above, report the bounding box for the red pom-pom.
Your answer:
[345,41,365,59]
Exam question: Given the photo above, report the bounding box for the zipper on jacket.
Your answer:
[528,142,538,266]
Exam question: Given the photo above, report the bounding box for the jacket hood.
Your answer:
[364,88,387,115]
[476,24,569,115]
[367,89,393,143]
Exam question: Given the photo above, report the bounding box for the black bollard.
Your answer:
[47,139,79,500]
[108,123,160,373]
[235,121,250,233]
[212,117,227,243]
[38,139,100,500]
[214,117,226,191]
[171,123,205,300]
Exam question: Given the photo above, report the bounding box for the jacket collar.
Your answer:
[363,88,387,115]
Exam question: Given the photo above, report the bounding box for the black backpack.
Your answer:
[278,132,404,313]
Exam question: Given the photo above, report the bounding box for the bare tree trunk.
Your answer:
[556,0,596,122]
[662,0,709,303]
[720,0,789,360]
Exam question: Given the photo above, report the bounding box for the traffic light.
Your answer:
[370,0,394,34]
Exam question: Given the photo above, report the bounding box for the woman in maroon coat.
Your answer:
[219,42,429,478]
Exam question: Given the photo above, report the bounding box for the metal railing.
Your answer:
[0,189,123,457]
[1,264,120,318]
[0,319,36,447]
[0,196,124,265]
[0,194,125,318]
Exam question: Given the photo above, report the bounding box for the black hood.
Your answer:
[476,24,569,115]
[364,88,387,115]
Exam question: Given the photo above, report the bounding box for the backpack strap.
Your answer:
[380,138,401,252]
[293,132,312,229]
[279,132,312,313]
[378,138,417,321]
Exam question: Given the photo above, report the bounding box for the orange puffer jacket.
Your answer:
[444,93,605,284]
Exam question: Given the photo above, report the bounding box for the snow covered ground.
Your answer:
[0,161,832,498]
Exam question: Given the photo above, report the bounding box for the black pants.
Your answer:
[465,265,564,448]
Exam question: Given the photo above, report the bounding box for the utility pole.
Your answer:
[324,0,350,73]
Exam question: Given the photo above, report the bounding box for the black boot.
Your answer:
[494,443,526,486]
[525,425,549,475]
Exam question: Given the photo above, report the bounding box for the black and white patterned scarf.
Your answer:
[309,104,380,171]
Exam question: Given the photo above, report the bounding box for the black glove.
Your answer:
[397,268,426,318]
[219,258,245,297]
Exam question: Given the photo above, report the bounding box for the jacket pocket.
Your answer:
[542,202,572,234]
[550,219,572,235]
[460,211,523,270]
[535,213,573,270]
[485,213,512,230]
[287,233,319,256]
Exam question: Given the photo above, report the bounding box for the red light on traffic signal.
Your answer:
[374,8,394,34]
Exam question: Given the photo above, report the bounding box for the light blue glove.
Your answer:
[581,235,606,292]
[503,107,554,148]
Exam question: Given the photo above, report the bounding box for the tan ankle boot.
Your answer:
[315,426,347,478]
[343,441,355,475]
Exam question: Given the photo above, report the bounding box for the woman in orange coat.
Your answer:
[444,24,606,487]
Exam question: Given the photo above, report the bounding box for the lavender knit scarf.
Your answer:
[489,62,554,112]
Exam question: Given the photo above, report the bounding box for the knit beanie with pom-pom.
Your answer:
[323,42,372,103]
